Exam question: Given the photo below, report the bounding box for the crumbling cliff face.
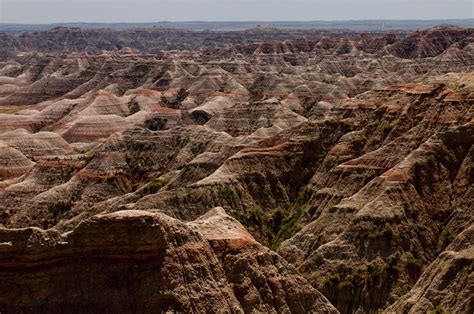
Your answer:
[0,26,472,313]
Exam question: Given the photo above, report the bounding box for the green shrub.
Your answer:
[366,224,394,241]
[386,257,402,273]
[324,271,364,291]
[379,122,394,135]
[338,280,353,289]
[439,229,455,246]
[323,156,340,171]
[294,187,314,207]
[426,154,437,165]
[367,264,383,278]
[168,151,179,161]
[345,272,364,286]
[217,186,237,206]
[406,257,423,267]
[324,274,341,286]
[270,205,303,250]
[431,305,446,314]
[269,187,317,250]
[233,206,266,229]
[139,178,168,196]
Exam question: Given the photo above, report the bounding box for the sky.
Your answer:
[0,0,472,24]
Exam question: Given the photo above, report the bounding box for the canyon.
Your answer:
[0,26,473,313]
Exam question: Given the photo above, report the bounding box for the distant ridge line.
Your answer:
[0,19,472,35]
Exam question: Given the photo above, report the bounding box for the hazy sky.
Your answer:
[0,0,472,24]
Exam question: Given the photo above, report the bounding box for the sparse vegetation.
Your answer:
[168,150,179,161]
[366,224,394,241]
[233,206,266,229]
[406,256,423,267]
[324,273,342,286]
[1,26,472,314]
[217,186,237,207]
[270,205,303,250]
[139,178,168,197]
[426,154,438,165]
[323,270,364,291]
[323,156,340,171]
[323,258,401,297]
[431,305,447,314]
[439,229,456,247]
[294,187,314,207]
[404,253,423,276]
[367,264,383,279]
[270,188,314,250]
[379,122,394,135]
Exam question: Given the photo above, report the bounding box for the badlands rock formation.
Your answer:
[0,26,473,313]
[0,208,337,312]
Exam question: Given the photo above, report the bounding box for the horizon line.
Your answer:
[1,18,473,26]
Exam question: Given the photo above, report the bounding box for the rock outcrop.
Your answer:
[0,208,338,313]
[385,226,473,313]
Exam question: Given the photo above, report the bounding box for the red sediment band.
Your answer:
[35,160,84,169]
[442,91,468,102]
[386,83,437,94]
[239,142,290,154]
[131,89,161,95]
[76,169,120,179]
